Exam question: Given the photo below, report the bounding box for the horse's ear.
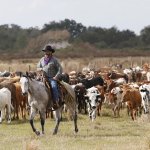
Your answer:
[26,71,29,77]
[19,72,22,77]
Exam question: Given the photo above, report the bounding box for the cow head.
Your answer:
[121,90,130,103]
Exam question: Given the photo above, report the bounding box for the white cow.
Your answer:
[84,87,101,121]
[123,68,133,83]
[139,84,150,113]
[0,87,13,123]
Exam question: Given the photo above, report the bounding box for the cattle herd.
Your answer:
[1,63,150,125]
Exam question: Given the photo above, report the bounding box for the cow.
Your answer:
[0,87,13,123]
[121,87,142,120]
[139,84,150,114]
[123,68,133,83]
[14,82,28,119]
[110,87,123,117]
[106,71,128,83]
[73,84,87,114]
[84,87,101,121]
[106,78,127,93]
[0,80,17,119]
[78,76,104,89]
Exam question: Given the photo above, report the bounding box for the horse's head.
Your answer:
[20,76,29,96]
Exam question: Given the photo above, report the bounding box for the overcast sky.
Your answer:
[0,0,150,35]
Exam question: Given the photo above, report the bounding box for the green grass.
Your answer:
[0,107,150,150]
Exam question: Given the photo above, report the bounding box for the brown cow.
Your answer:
[121,88,142,120]
[14,82,28,119]
[106,71,128,83]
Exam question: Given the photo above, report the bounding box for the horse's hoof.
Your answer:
[35,130,40,136]
[42,131,45,135]
[7,121,11,124]
[75,128,79,133]
[52,131,57,135]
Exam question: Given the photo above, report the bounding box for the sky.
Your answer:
[0,0,150,35]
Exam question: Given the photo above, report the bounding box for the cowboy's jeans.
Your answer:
[48,78,59,102]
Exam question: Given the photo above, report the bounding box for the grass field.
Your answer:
[1,57,150,150]
[1,56,150,73]
[0,106,150,150]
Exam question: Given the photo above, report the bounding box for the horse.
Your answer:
[20,73,78,136]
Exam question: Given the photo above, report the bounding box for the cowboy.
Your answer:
[37,44,63,109]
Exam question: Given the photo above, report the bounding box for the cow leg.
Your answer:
[117,104,121,117]
[97,103,102,116]
[7,105,11,123]
[97,105,100,116]
[20,104,24,119]
[15,102,19,120]
[91,110,96,121]
[114,105,117,117]
[133,109,137,120]
[20,100,26,119]
[84,102,87,114]
[111,104,116,117]
[131,109,135,121]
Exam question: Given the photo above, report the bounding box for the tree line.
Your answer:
[0,19,150,52]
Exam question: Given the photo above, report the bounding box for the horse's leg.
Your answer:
[67,103,78,133]
[29,108,40,136]
[39,111,46,134]
[73,110,78,133]
[52,109,61,135]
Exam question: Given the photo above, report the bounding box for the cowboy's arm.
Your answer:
[54,59,63,79]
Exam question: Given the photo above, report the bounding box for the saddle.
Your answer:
[36,70,71,109]
[42,74,64,110]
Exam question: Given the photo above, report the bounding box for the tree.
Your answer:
[42,19,86,40]
[140,26,150,45]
